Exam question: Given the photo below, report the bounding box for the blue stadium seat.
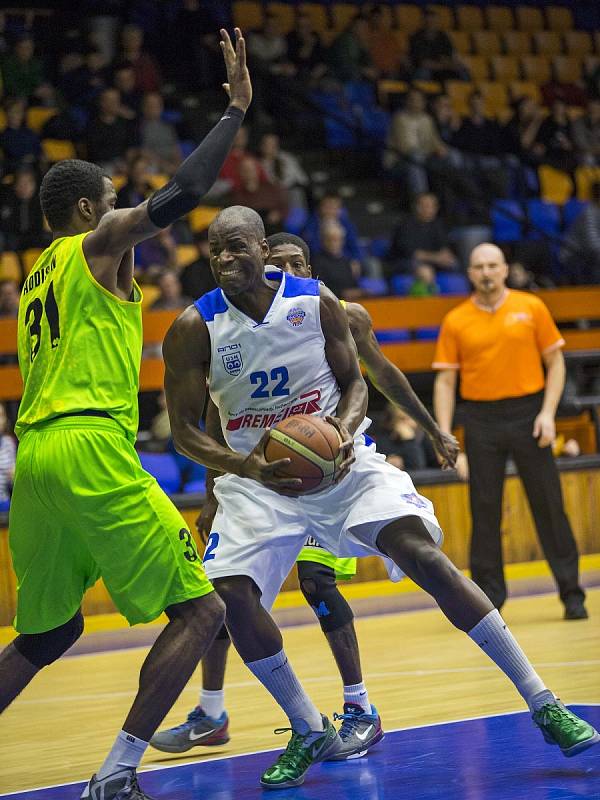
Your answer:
[358,276,388,295]
[284,206,308,235]
[436,273,470,295]
[0,499,9,513]
[375,329,410,344]
[344,81,377,110]
[324,114,357,149]
[139,451,180,495]
[184,479,206,494]
[562,198,588,229]
[390,274,413,295]
[527,199,561,239]
[415,326,440,341]
[369,236,390,258]
[491,200,524,242]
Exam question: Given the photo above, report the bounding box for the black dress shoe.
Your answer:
[564,599,589,620]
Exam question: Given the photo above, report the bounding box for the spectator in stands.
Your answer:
[303,192,363,270]
[0,280,20,319]
[259,131,309,209]
[116,154,154,208]
[367,6,406,79]
[139,91,181,175]
[60,48,108,111]
[409,262,439,297]
[170,0,226,91]
[247,13,295,126]
[0,402,16,504]
[409,8,467,82]
[503,97,545,165]
[572,99,600,166]
[247,12,290,75]
[118,24,161,93]
[374,404,438,471]
[230,156,289,236]
[113,61,143,118]
[218,126,267,194]
[507,261,539,291]
[327,15,377,84]
[0,34,46,101]
[312,221,362,300]
[135,225,178,279]
[387,192,458,276]
[286,11,327,85]
[561,181,600,284]
[534,99,577,173]
[179,229,217,299]
[0,167,49,251]
[84,87,138,171]
[0,98,41,174]
[431,92,461,149]
[150,269,192,311]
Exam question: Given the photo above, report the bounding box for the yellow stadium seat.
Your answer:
[267,3,295,33]
[486,6,514,33]
[456,5,483,32]
[0,252,21,283]
[510,81,541,104]
[140,285,161,310]
[189,206,221,232]
[428,5,454,30]
[446,80,475,116]
[111,174,126,192]
[473,31,502,57]
[516,6,544,32]
[568,107,584,121]
[533,31,563,58]
[576,166,600,200]
[554,57,582,84]
[176,244,198,267]
[41,139,76,162]
[479,82,509,118]
[412,79,443,95]
[26,107,57,134]
[331,4,358,31]
[546,6,574,32]
[538,165,573,204]
[502,31,532,57]
[232,1,263,30]
[298,4,328,33]
[521,56,552,84]
[448,31,471,55]
[377,80,409,105]
[463,55,490,82]
[564,31,593,57]
[394,5,423,35]
[148,174,169,190]
[21,249,43,276]
[492,55,520,82]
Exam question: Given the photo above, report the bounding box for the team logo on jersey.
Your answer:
[218,343,243,377]
[286,307,306,327]
[401,492,428,510]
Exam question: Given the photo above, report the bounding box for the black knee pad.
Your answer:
[215,623,230,641]
[298,560,354,633]
[13,611,84,668]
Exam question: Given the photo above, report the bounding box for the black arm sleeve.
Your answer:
[147,105,244,228]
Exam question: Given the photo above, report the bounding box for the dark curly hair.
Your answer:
[266,232,310,264]
[40,160,107,231]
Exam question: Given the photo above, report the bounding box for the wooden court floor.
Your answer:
[1,589,599,795]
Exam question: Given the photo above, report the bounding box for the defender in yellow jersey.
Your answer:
[0,29,252,800]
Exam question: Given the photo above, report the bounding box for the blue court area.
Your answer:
[5,705,599,800]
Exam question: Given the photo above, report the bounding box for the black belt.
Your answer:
[52,409,113,421]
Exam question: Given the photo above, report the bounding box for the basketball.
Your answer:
[264,414,343,494]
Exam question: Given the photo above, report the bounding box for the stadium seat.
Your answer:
[533,31,563,58]
[184,479,206,494]
[232,1,263,30]
[331,4,358,32]
[41,139,76,162]
[0,499,9,513]
[298,4,328,33]
[515,6,544,32]
[267,2,295,33]
[521,56,552,84]
[491,200,524,242]
[456,5,483,32]
[358,277,388,296]
[436,273,469,295]
[546,6,574,32]
[324,113,356,149]
[189,206,221,232]
[554,57,582,85]
[21,249,43,275]
[486,5,514,33]
[428,5,454,30]
[502,31,532,57]
[375,328,410,343]
[369,237,390,259]
[538,165,574,205]
[492,56,520,83]
[527,199,561,239]
[510,81,541,104]
[394,4,422,34]
[564,31,593,57]
[26,107,57,133]
[345,81,376,109]
[479,82,509,118]
[283,206,308,235]
[562,198,587,228]
[111,174,126,192]
[447,81,474,116]
[0,251,21,282]
[448,31,471,55]
[140,285,161,309]
[473,32,502,57]
[462,56,489,82]
[138,452,180,495]
[390,275,414,296]
[412,80,443,95]
[575,166,600,200]
[148,174,169,190]
[175,244,198,267]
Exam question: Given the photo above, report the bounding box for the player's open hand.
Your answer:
[240,429,303,494]
[196,496,218,544]
[220,28,252,113]
[326,416,355,484]
[431,428,460,469]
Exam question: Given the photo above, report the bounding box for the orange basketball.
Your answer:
[264,414,343,494]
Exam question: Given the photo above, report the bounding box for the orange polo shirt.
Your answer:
[432,290,565,401]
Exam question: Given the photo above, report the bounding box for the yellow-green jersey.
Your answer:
[16,232,143,442]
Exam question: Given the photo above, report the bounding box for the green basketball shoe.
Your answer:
[260,715,340,789]
[533,700,600,757]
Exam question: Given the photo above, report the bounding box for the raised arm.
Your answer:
[347,302,459,468]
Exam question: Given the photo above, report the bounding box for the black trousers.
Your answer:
[464,391,584,609]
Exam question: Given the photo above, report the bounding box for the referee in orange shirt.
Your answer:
[433,243,587,620]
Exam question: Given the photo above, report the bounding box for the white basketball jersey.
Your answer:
[195,269,345,454]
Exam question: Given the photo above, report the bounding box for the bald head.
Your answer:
[208,205,269,296]
[209,205,265,241]
[469,243,506,269]
[467,242,508,298]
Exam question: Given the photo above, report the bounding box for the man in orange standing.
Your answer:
[433,243,587,620]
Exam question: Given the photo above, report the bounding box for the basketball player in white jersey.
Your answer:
[162,206,599,789]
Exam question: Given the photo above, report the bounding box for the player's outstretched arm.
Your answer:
[347,302,459,469]
[84,29,251,279]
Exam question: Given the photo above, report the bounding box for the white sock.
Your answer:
[246,649,323,733]
[97,730,148,779]
[468,610,552,710]
[343,682,371,714]
[200,688,225,719]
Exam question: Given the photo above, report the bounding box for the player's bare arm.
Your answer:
[196,399,224,541]
[347,301,459,469]
[83,29,251,297]
[163,307,301,493]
